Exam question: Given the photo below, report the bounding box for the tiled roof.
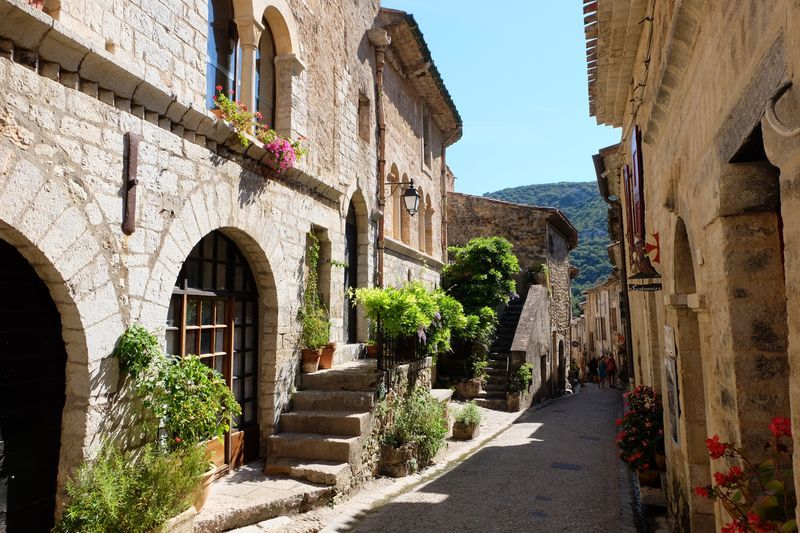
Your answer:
[584,0,647,127]
[379,8,463,145]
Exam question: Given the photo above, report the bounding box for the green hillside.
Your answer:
[484,182,612,312]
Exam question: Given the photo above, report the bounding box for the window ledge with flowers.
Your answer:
[211,87,308,174]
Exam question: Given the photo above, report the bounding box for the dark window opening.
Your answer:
[207,0,241,110]
[256,19,277,128]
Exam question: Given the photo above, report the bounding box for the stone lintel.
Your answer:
[718,162,779,216]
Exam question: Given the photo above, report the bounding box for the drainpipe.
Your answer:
[368,28,391,288]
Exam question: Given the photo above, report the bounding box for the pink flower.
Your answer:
[216,85,222,91]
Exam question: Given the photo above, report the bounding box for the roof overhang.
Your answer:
[584,0,647,127]
[379,8,463,146]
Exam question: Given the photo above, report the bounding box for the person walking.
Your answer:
[588,357,598,385]
[597,355,607,389]
[606,355,617,389]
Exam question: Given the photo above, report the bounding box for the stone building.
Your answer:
[579,276,626,372]
[0,0,461,528]
[585,0,800,529]
[446,192,578,405]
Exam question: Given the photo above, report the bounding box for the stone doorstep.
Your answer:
[265,458,352,489]
[193,481,335,533]
[300,363,381,392]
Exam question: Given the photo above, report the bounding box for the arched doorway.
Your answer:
[165,230,259,469]
[0,238,67,531]
[344,202,359,343]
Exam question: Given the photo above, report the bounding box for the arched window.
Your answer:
[166,230,259,469]
[425,194,433,255]
[207,0,240,110]
[256,18,277,127]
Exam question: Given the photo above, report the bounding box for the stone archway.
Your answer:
[668,217,713,530]
[0,238,67,531]
[344,189,369,343]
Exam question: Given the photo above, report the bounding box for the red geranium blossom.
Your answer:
[769,417,792,439]
[705,435,728,459]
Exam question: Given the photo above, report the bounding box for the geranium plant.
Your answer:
[694,418,796,533]
[615,385,664,471]
[212,87,307,171]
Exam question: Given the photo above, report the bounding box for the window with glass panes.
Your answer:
[166,231,259,466]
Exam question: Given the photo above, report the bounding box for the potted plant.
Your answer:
[506,363,533,412]
[452,402,482,440]
[455,355,488,400]
[300,232,331,372]
[615,385,664,487]
[320,341,337,370]
[365,338,379,359]
[379,388,447,477]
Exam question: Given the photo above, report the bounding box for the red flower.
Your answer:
[615,418,622,426]
[769,417,791,438]
[705,435,728,459]
[216,85,223,91]
[255,112,263,119]
[174,436,182,443]
[714,471,728,486]
[694,486,709,498]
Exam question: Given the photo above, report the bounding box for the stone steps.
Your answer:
[291,390,375,412]
[278,410,371,437]
[267,432,361,464]
[264,458,352,489]
[300,365,380,392]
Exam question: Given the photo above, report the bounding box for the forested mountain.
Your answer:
[484,182,612,312]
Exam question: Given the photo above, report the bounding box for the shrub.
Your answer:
[143,354,241,448]
[115,324,160,378]
[507,363,533,393]
[442,236,521,313]
[382,388,448,466]
[455,402,482,427]
[468,355,489,381]
[300,232,330,350]
[54,442,207,533]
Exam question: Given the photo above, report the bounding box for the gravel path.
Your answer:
[346,385,625,533]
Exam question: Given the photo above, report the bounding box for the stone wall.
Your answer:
[592,1,800,529]
[510,286,550,401]
[0,0,456,512]
[446,192,577,391]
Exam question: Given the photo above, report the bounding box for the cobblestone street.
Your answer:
[342,386,626,533]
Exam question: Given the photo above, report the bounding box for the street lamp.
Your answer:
[386,179,421,216]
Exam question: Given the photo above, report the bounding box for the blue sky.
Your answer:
[385,0,620,196]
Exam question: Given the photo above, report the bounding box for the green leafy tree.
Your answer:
[442,236,521,312]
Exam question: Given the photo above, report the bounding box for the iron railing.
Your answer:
[376,317,427,370]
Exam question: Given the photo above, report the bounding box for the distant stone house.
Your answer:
[446,192,578,405]
[579,277,626,366]
[0,0,460,528]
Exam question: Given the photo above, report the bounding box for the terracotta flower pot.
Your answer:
[454,378,483,400]
[506,392,522,412]
[452,422,480,440]
[636,468,661,488]
[301,348,322,373]
[319,344,335,369]
[210,108,223,120]
[193,462,217,512]
[366,344,379,358]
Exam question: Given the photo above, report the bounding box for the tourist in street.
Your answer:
[598,355,607,389]
[588,357,598,384]
[607,355,617,388]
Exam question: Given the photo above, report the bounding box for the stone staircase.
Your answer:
[265,360,380,490]
[476,299,525,409]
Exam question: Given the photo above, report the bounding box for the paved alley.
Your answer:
[346,386,626,533]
